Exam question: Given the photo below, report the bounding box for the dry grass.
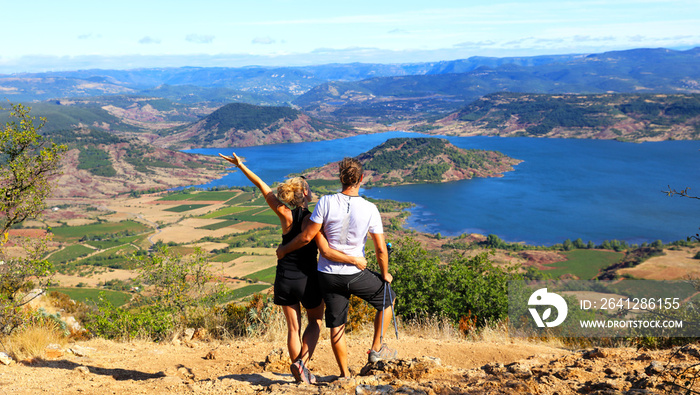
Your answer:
[256,306,288,343]
[400,315,461,341]
[1,321,67,360]
[619,247,700,280]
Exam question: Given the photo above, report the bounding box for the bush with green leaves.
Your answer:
[0,103,66,338]
[135,246,225,315]
[83,246,228,340]
[384,236,519,327]
[83,294,175,341]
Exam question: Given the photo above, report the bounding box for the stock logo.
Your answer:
[528,288,568,328]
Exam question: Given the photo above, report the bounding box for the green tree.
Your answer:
[0,103,66,234]
[562,238,574,251]
[0,103,66,337]
[485,234,504,249]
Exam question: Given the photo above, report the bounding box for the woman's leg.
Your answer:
[281,303,303,362]
[299,301,324,365]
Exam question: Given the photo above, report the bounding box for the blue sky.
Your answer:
[2,0,699,73]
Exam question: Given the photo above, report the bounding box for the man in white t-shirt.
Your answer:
[277,157,397,378]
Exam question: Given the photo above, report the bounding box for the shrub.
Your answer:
[220,293,279,338]
[1,310,67,360]
[135,246,225,315]
[83,294,175,341]
[385,236,519,327]
[346,295,376,333]
[222,303,248,337]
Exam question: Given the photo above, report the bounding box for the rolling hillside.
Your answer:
[301,137,521,187]
[432,92,700,141]
[155,102,358,148]
[47,128,226,199]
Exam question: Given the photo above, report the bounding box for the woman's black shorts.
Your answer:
[273,268,323,309]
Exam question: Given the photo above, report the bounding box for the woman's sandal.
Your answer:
[290,359,316,384]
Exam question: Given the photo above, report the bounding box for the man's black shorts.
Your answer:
[273,269,323,309]
[318,270,396,328]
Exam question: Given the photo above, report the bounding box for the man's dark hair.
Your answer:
[339,157,362,187]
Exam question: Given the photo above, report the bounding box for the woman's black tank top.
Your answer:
[278,207,318,278]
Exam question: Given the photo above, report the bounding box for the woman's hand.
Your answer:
[276,244,287,260]
[351,256,367,270]
[218,152,242,167]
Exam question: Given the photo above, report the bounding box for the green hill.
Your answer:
[157,102,357,148]
[302,137,522,187]
[445,92,700,141]
[202,103,299,132]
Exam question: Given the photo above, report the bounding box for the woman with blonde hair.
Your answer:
[219,152,365,384]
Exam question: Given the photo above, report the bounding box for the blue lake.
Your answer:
[186,132,700,246]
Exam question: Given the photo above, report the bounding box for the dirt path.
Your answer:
[4,332,698,394]
[0,333,566,394]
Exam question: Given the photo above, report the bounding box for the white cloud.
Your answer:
[77,33,102,40]
[186,34,215,44]
[138,36,161,45]
[454,40,497,48]
[252,36,276,45]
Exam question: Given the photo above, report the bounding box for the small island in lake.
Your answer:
[300,137,522,187]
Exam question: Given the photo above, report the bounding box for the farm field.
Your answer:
[48,287,132,307]
[618,247,700,280]
[539,249,625,279]
[34,185,700,314]
[42,188,281,305]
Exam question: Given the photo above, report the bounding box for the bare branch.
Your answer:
[663,185,700,200]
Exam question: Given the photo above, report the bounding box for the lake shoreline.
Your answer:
[186,132,700,246]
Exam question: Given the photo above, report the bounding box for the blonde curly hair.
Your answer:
[276,177,308,208]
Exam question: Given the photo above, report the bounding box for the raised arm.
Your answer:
[219,153,288,221]
[370,232,391,283]
[219,153,271,196]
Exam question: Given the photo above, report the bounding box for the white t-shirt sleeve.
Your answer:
[309,196,327,224]
[368,205,383,234]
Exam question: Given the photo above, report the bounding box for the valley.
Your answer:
[3,0,700,382]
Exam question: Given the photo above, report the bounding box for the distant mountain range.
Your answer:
[0,54,582,102]
[2,47,699,154]
[4,48,696,107]
[295,48,700,123]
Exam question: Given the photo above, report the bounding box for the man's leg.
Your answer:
[318,271,354,377]
[371,304,394,352]
[349,272,397,361]
[329,324,351,377]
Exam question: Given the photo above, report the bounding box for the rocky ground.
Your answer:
[1,329,699,394]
